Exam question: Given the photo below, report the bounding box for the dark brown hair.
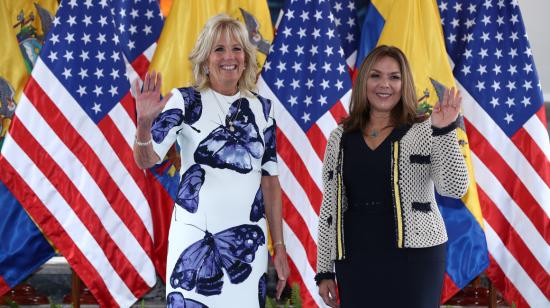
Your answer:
[342,45,424,132]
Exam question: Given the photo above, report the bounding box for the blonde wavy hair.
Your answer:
[189,14,258,93]
[342,45,424,132]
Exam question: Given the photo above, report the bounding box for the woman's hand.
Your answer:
[431,87,462,128]
[318,279,339,308]
[260,175,289,299]
[132,71,170,169]
[273,244,290,300]
[132,70,172,127]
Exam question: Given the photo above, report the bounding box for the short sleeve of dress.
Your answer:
[151,88,185,163]
[261,98,278,176]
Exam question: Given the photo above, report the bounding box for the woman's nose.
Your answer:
[223,51,235,60]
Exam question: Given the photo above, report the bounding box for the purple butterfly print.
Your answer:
[178,87,202,125]
[252,92,271,121]
[167,291,208,308]
[194,99,264,174]
[170,224,265,296]
[249,186,264,222]
[258,273,267,308]
[151,109,184,143]
[176,164,205,213]
[261,123,277,169]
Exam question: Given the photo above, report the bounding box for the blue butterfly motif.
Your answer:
[151,109,184,143]
[261,123,277,168]
[194,98,264,174]
[166,291,208,308]
[252,92,271,121]
[170,224,265,296]
[176,164,205,213]
[178,87,202,125]
[249,186,264,222]
[258,273,267,308]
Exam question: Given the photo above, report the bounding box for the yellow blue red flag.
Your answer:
[0,0,57,295]
[150,0,273,94]
[357,0,489,302]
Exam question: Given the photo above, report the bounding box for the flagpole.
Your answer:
[488,278,496,308]
[71,269,80,308]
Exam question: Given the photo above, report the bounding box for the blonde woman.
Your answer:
[133,14,289,307]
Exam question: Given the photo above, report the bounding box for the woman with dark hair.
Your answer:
[133,14,289,307]
[315,45,469,308]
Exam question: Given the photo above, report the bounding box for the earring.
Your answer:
[204,66,209,75]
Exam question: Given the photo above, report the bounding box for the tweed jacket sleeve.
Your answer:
[316,125,345,280]
[430,119,470,198]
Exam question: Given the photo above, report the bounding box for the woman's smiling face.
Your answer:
[207,33,246,94]
[366,56,402,114]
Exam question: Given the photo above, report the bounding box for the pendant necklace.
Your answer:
[365,125,392,138]
[368,130,379,138]
[213,89,242,132]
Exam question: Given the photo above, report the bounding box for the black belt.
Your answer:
[350,200,384,208]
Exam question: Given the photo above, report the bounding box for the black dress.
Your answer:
[334,130,446,308]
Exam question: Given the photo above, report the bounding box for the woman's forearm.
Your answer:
[261,176,284,247]
[133,119,160,169]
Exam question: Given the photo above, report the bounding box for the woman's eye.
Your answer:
[214,47,224,52]
[370,73,380,78]
[233,47,242,52]
[391,75,401,80]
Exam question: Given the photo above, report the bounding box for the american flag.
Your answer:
[111,0,163,78]
[439,0,550,306]
[0,0,168,306]
[257,0,352,306]
[330,0,359,69]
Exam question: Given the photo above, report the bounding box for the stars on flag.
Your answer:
[41,0,162,123]
[261,0,352,131]
[439,0,544,136]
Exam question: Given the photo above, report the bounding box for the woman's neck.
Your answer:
[211,83,239,96]
[368,111,392,129]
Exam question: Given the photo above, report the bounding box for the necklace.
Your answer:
[212,90,242,132]
[367,130,380,138]
[365,125,392,138]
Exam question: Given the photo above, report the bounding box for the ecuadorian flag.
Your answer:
[0,0,58,295]
[357,0,490,302]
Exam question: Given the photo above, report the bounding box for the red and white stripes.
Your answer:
[458,81,550,307]
[0,58,157,307]
[257,77,351,307]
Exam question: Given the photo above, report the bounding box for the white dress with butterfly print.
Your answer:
[151,87,277,308]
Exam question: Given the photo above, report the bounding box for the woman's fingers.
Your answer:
[273,252,290,300]
[138,71,166,96]
[151,70,158,91]
[132,78,141,98]
[319,281,339,308]
[319,285,331,306]
[433,101,441,113]
[275,279,286,300]
[454,89,462,110]
[443,88,449,107]
[449,87,457,108]
[327,282,338,307]
[143,72,150,92]
[156,71,163,94]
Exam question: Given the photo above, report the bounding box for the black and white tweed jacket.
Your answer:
[315,119,469,281]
